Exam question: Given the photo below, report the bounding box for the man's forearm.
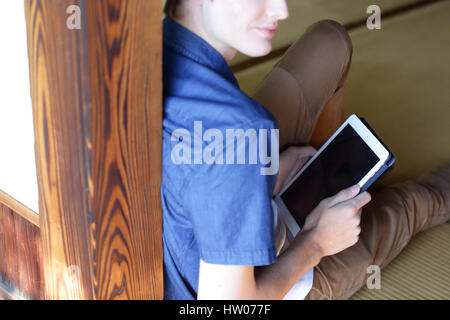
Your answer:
[253,229,323,299]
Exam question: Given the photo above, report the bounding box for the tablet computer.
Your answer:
[274,114,395,237]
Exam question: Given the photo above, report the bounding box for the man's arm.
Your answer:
[197,185,371,300]
[197,229,321,300]
[198,146,320,300]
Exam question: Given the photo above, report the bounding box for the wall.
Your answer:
[0,0,39,213]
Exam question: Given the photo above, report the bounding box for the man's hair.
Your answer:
[164,0,182,18]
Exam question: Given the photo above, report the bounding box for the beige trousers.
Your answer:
[253,20,450,300]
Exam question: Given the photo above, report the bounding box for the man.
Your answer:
[161,0,450,299]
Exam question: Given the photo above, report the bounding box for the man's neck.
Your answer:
[171,14,237,62]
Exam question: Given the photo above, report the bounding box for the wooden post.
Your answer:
[25,0,163,299]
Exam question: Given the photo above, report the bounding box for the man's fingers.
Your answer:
[337,192,371,212]
[326,184,360,207]
[285,146,318,181]
[275,146,318,196]
[356,208,362,221]
[297,146,317,159]
[286,145,317,159]
[354,192,372,209]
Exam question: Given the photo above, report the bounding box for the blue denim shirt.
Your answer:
[162,17,279,299]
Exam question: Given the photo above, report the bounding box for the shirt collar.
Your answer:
[163,17,238,86]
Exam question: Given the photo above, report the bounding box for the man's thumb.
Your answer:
[326,184,360,207]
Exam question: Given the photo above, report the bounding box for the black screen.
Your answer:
[281,124,380,228]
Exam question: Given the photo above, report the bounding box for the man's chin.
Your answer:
[239,43,273,58]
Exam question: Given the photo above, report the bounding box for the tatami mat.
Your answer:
[351,223,450,300]
[235,0,450,187]
[343,0,450,187]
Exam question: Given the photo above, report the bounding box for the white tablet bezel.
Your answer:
[274,114,390,236]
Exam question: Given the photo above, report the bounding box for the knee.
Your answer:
[307,19,353,72]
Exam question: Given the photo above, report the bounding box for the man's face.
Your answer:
[201,0,289,58]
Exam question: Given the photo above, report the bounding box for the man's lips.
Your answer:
[256,25,278,38]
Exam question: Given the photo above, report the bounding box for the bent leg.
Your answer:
[253,19,353,151]
[309,54,352,149]
[305,163,450,300]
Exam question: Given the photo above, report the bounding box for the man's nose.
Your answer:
[267,0,289,21]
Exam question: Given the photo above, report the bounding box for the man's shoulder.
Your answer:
[162,41,277,129]
[164,84,278,132]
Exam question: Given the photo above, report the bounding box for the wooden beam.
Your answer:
[0,190,39,227]
[25,0,163,299]
[0,202,44,300]
[0,284,19,300]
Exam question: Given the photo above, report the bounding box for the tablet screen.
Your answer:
[280,124,380,228]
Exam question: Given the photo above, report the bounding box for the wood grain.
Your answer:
[0,285,18,300]
[0,202,44,300]
[0,190,39,227]
[25,0,163,299]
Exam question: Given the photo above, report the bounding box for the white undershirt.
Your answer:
[272,199,314,300]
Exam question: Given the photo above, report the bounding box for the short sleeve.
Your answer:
[181,120,279,266]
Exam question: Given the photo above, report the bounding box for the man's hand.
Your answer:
[301,185,371,258]
[273,146,317,196]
